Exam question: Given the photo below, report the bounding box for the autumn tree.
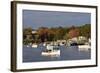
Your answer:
[67,26,79,39]
[37,27,48,42]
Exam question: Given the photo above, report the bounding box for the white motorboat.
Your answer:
[42,50,60,56]
[41,44,60,56]
[26,45,30,47]
[78,45,91,51]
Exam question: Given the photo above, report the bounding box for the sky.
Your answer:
[23,10,91,29]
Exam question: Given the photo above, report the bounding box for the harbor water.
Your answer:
[23,45,91,62]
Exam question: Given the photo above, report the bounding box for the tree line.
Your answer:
[23,24,91,45]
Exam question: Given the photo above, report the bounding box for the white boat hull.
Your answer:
[32,44,38,48]
[42,50,60,56]
[78,45,91,51]
[27,45,30,47]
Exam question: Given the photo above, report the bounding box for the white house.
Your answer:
[32,30,37,34]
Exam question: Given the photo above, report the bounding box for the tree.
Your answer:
[79,24,91,38]
[68,26,79,39]
[47,29,55,41]
[37,27,49,42]
[23,27,33,45]
[23,27,32,35]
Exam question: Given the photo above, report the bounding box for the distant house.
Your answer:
[32,30,37,34]
[25,30,37,40]
[67,37,76,45]
[31,30,39,43]
[71,37,78,42]
[78,36,87,41]
[68,36,87,42]
[67,36,88,46]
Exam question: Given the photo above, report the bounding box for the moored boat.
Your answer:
[78,45,91,51]
[41,44,60,56]
[26,45,30,47]
[41,50,60,56]
[32,43,38,48]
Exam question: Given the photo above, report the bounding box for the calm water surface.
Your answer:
[23,45,91,62]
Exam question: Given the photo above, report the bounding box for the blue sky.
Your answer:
[23,10,91,29]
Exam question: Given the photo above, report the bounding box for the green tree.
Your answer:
[79,24,91,38]
[23,27,33,45]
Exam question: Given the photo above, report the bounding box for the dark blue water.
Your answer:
[23,45,91,62]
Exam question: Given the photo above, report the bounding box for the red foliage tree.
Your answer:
[68,26,79,39]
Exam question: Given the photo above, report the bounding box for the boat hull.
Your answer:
[78,45,91,51]
[32,44,38,48]
[42,50,60,56]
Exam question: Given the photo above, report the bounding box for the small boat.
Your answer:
[46,44,53,50]
[43,43,46,46]
[78,45,91,51]
[42,50,60,56]
[26,45,30,47]
[41,44,60,56]
[70,42,78,46]
[32,43,38,48]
